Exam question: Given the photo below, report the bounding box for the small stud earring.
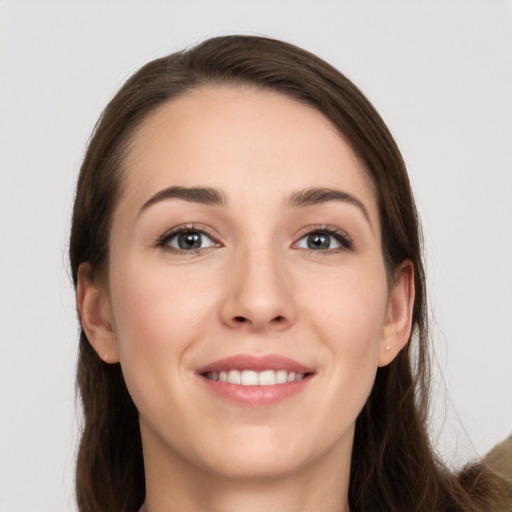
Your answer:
[104,353,109,361]
[385,345,391,351]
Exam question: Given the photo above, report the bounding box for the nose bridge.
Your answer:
[221,237,295,330]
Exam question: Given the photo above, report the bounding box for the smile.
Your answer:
[204,369,305,386]
[197,354,315,406]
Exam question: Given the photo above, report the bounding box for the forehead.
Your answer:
[119,85,378,220]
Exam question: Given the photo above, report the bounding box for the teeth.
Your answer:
[258,370,276,386]
[227,370,241,384]
[240,370,259,385]
[275,370,287,384]
[206,369,307,386]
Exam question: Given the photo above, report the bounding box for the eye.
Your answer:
[159,228,217,252]
[295,228,353,251]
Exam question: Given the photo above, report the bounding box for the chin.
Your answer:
[191,423,340,482]
[203,446,307,481]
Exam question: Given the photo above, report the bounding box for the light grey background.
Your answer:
[1,1,511,510]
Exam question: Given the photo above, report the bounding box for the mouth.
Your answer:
[196,354,315,406]
[203,369,310,386]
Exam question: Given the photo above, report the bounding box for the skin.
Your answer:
[77,86,414,512]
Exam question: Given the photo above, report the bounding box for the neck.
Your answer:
[139,430,352,512]
[142,469,350,512]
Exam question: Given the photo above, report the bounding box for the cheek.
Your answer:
[320,293,383,396]
[111,263,215,347]
[301,265,388,403]
[108,263,218,405]
[303,262,388,349]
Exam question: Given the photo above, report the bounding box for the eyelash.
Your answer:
[155,224,353,254]
[294,225,354,253]
[156,224,220,254]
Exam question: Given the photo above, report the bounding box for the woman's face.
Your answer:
[83,86,412,481]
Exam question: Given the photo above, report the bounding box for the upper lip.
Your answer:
[196,354,314,375]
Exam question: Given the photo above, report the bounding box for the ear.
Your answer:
[76,263,119,364]
[378,260,415,367]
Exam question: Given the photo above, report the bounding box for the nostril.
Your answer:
[230,315,286,326]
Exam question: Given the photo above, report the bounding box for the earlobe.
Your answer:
[378,261,415,367]
[76,263,119,364]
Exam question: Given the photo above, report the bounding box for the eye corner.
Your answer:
[156,224,222,254]
[293,225,354,253]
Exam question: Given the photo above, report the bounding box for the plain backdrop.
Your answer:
[1,1,511,510]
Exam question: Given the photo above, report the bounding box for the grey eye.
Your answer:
[296,232,342,250]
[167,231,215,250]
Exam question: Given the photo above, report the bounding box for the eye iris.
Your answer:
[308,233,330,250]
[178,232,201,249]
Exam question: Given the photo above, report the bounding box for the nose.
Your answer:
[219,244,296,332]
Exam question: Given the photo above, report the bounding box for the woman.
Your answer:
[70,35,510,511]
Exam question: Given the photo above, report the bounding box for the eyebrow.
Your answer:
[139,184,371,227]
[140,186,228,212]
[288,187,371,225]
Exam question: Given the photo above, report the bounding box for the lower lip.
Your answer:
[199,375,313,407]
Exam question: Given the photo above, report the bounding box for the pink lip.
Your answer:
[196,354,314,374]
[196,354,315,407]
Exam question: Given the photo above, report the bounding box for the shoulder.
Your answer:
[485,434,512,481]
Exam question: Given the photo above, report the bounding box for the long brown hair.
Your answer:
[69,35,510,511]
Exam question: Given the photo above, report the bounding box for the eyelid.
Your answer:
[293,225,354,252]
[156,223,222,253]
[154,223,353,254]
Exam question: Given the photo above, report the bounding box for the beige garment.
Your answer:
[485,434,512,480]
